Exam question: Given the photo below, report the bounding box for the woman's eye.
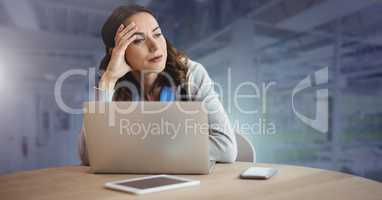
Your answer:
[133,39,144,44]
[154,33,162,38]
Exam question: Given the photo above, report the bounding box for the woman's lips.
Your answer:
[149,55,163,63]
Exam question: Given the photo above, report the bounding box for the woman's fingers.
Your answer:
[119,34,137,50]
[119,23,136,37]
[114,24,124,44]
[115,23,136,44]
[116,26,138,49]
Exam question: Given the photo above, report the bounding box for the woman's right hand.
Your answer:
[100,22,138,88]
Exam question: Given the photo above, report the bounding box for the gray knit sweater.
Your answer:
[78,59,237,165]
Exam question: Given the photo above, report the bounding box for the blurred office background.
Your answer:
[1,0,382,181]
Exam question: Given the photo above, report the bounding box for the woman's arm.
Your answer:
[78,23,136,165]
[187,60,238,163]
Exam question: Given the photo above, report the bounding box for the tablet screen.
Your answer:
[116,177,188,189]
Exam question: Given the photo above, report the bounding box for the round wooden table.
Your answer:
[0,162,381,200]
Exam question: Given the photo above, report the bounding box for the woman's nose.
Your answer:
[147,37,159,52]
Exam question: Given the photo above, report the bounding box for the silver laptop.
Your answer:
[83,101,214,174]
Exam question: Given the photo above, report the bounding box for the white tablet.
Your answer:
[104,175,200,195]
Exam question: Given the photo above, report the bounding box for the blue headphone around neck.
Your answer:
[159,86,176,101]
[131,86,175,101]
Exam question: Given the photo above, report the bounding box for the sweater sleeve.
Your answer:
[187,60,238,163]
[77,88,114,166]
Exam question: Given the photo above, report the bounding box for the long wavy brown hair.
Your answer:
[99,5,188,101]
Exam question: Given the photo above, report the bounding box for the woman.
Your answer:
[79,5,237,165]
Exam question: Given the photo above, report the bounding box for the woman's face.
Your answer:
[124,12,167,73]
